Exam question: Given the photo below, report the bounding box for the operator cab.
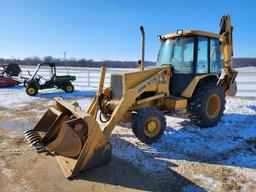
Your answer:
[157,30,222,96]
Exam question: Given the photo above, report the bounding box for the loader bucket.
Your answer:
[25,97,111,178]
[225,80,237,96]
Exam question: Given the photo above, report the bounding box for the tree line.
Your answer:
[0,56,155,68]
[232,58,256,67]
[0,56,255,68]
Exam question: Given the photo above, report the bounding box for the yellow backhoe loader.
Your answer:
[25,15,237,178]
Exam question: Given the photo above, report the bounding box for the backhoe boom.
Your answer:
[219,15,238,95]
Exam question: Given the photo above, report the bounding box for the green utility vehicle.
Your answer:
[24,63,76,96]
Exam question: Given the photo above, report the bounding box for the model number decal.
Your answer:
[138,77,157,94]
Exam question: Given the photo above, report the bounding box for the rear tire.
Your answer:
[189,83,225,127]
[26,86,38,96]
[132,107,166,144]
[63,83,74,93]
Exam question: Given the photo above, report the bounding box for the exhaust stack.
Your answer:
[139,26,145,70]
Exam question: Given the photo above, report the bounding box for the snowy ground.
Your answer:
[0,85,95,109]
[0,85,256,191]
[108,97,256,191]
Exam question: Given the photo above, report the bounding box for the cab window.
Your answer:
[210,38,221,73]
[157,39,173,65]
[157,37,194,74]
[172,37,194,74]
[197,37,208,74]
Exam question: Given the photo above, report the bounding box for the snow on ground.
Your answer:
[0,85,96,109]
[110,97,256,175]
[236,71,256,97]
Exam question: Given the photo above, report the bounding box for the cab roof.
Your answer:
[162,30,221,40]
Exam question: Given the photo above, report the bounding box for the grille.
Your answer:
[110,74,124,100]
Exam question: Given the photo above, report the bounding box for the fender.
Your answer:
[181,74,219,99]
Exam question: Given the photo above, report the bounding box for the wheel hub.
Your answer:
[147,121,157,132]
[66,86,72,92]
[28,88,35,95]
[207,95,221,118]
[144,117,161,138]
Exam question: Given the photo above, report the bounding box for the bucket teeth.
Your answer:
[26,136,40,142]
[24,130,32,134]
[24,130,48,153]
[25,133,37,138]
[31,140,40,145]
[28,136,41,141]
[25,132,41,138]
[25,132,38,137]
[26,134,36,138]
[27,142,47,153]
[24,130,36,135]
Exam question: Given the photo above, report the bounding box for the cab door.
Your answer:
[169,37,195,96]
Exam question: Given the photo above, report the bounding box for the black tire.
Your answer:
[63,83,74,93]
[26,86,38,96]
[189,83,226,127]
[132,107,166,144]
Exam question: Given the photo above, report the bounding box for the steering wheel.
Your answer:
[37,75,47,80]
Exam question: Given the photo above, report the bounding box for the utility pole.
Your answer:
[62,51,69,74]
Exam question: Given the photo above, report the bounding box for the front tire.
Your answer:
[26,86,38,96]
[189,83,226,127]
[132,107,166,144]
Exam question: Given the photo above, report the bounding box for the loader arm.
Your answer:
[87,66,106,116]
[218,15,238,96]
[102,68,168,137]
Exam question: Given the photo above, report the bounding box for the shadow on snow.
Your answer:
[34,89,96,99]
[2,85,96,99]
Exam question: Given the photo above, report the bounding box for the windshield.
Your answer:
[157,37,194,74]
